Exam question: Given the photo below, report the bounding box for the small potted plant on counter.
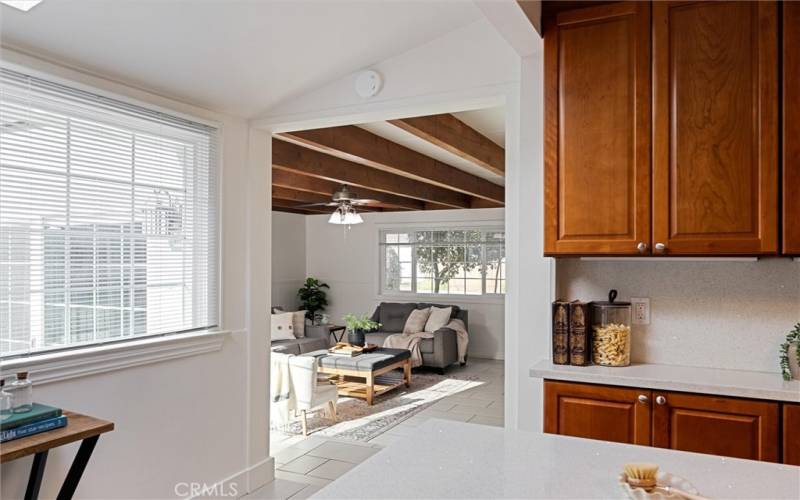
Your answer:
[779,322,800,381]
[343,313,380,347]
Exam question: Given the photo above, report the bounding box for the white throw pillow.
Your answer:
[292,310,307,338]
[403,308,431,334]
[271,312,296,341]
[424,306,452,333]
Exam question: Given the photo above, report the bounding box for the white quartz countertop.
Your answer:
[530,360,800,403]
[313,420,800,499]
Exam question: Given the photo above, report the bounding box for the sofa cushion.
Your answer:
[271,337,328,355]
[366,331,434,354]
[417,303,460,317]
[378,302,417,332]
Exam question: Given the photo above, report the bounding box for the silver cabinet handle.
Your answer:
[638,394,649,404]
[654,242,666,253]
[637,242,648,253]
[656,396,667,405]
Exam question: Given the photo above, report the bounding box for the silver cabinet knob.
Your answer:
[656,396,667,405]
[654,242,666,253]
[637,242,648,253]
[638,394,649,404]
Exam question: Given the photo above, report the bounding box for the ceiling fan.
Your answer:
[294,185,376,224]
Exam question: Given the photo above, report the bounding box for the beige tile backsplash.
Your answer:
[556,258,800,373]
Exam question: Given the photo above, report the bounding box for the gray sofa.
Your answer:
[270,307,329,355]
[366,302,467,373]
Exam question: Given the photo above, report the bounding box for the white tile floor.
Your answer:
[244,358,504,499]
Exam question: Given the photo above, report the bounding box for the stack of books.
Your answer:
[328,342,364,357]
[1,403,67,443]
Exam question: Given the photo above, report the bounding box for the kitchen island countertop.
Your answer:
[313,419,800,499]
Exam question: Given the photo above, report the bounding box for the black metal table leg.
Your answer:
[56,435,99,500]
[24,450,49,500]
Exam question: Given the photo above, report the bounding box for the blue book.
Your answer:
[0,415,68,443]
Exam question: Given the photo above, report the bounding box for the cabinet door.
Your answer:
[784,404,800,465]
[784,2,800,254]
[652,1,779,255]
[652,391,779,462]
[544,381,651,445]
[544,2,651,255]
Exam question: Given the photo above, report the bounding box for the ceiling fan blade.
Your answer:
[351,199,381,206]
[292,202,338,208]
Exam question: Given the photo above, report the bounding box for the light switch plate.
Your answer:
[631,297,650,325]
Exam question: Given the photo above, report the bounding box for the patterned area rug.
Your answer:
[277,370,485,442]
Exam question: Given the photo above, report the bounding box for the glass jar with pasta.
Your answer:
[590,290,632,367]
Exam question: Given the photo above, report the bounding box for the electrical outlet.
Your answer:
[631,297,650,325]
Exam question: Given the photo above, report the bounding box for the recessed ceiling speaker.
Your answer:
[355,70,382,98]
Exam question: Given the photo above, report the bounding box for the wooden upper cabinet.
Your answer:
[544,381,652,445]
[652,391,779,462]
[544,2,651,255]
[784,1,800,255]
[651,1,779,255]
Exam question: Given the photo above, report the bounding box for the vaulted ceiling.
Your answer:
[272,109,506,215]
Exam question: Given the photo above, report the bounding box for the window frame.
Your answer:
[378,225,506,302]
[0,63,223,361]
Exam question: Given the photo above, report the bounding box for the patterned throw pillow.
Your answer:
[271,312,296,341]
[424,306,452,333]
[403,308,431,334]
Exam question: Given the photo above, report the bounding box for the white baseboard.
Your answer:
[187,457,274,500]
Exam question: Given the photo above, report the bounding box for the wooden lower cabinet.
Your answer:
[783,404,800,466]
[544,381,782,462]
[544,381,651,445]
[652,391,779,462]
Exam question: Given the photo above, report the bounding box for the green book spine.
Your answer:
[0,403,62,431]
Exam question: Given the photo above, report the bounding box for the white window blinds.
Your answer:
[0,68,219,357]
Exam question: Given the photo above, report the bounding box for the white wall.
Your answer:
[271,212,307,310]
[0,49,271,499]
[305,209,506,360]
[557,258,800,373]
[255,16,551,432]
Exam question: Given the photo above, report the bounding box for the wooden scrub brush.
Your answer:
[622,463,709,500]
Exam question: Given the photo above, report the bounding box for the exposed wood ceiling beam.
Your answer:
[272,206,319,215]
[272,139,471,209]
[277,126,504,203]
[272,169,426,211]
[387,113,505,177]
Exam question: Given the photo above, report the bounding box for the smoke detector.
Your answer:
[355,70,382,99]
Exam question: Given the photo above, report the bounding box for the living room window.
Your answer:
[0,68,219,357]
[380,228,505,297]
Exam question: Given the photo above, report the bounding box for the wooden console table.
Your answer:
[1,410,114,500]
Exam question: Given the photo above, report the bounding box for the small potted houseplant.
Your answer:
[297,278,329,325]
[780,322,800,381]
[343,313,380,347]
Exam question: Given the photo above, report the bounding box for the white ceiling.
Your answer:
[357,106,506,186]
[0,0,484,118]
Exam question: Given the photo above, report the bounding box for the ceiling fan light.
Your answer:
[328,207,345,225]
[345,211,364,225]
